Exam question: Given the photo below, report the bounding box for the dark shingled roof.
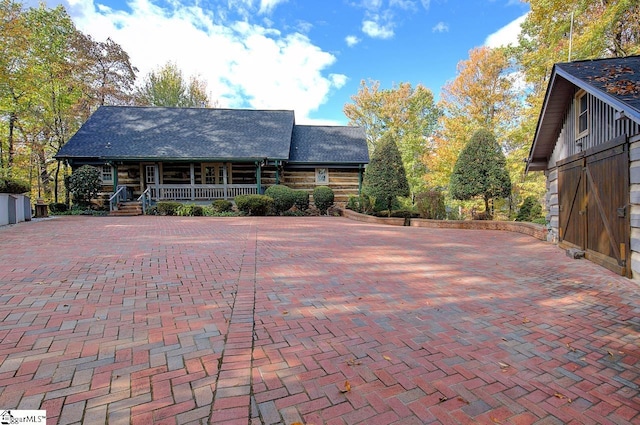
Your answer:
[527,55,640,172]
[57,106,295,161]
[290,125,368,164]
[556,56,640,121]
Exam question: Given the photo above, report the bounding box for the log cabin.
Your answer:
[56,106,369,211]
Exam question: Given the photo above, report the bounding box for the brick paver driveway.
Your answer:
[0,216,639,425]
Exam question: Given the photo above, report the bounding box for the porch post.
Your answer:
[190,163,195,200]
[256,161,262,194]
[275,160,280,185]
[112,163,118,192]
[154,163,160,200]
[222,163,228,200]
[358,164,364,194]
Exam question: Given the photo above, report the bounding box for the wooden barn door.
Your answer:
[584,138,629,276]
[558,136,630,277]
[558,156,586,251]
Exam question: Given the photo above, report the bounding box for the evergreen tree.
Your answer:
[449,129,511,217]
[363,133,409,214]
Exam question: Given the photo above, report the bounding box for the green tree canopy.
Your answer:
[449,129,511,217]
[135,62,210,107]
[1,1,136,203]
[363,133,409,213]
[344,80,440,196]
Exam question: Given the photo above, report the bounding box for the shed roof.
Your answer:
[290,125,369,165]
[527,55,640,172]
[56,106,295,162]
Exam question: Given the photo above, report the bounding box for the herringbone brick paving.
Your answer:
[0,216,638,424]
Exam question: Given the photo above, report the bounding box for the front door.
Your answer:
[143,164,159,196]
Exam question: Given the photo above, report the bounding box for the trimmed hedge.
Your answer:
[313,186,334,215]
[293,190,310,211]
[264,185,296,214]
[235,194,274,216]
[212,199,233,213]
[156,201,182,216]
[177,204,204,216]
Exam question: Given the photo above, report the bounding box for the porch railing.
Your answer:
[137,187,152,214]
[109,185,128,212]
[149,184,259,201]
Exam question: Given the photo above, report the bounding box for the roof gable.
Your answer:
[57,106,295,161]
[290,125,369,164]
[527,56,640,172]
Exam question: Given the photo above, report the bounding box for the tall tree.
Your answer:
[0,1,138,202]
[362,133,410,213]
[135,62,210,107]
[344,80,440,196]
[0,0,30,175]
[74,34,138,115]
[425,47,521,191]
[449,129,511,217]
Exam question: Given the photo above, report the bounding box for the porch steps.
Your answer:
[111,201,143,216]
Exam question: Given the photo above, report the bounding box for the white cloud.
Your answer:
[258,0,288,15]
[362,17,394,39]
[64,0,345,123]
[432,21,448,33]
[345,35,361,47]
[389,0,416,10]
[484,12,528,48]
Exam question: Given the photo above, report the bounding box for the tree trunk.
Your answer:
[54,159,61,203]
[484,195,490,217]
[7,112,17,176]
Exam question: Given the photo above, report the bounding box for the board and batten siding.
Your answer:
[543,89,640,277]
[548,91,640,167]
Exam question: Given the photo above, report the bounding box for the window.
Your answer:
[101,165,113,183]
[202,164,231,184]
[204,166,216,184]
[576,90,589,138]
[315,168,328,184]
[145,165,156,184]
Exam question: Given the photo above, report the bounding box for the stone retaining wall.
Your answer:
[410,218,548,241]
[342,209,548,241]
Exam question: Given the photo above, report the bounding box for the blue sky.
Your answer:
[59,0,530,124]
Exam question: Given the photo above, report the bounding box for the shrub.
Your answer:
[212,199,233,213]
[346,193,375,214]
[0,177,30,194]
[156,201,182,216]
[313,186,334,215]
[415,190,446,219]
[67,165,103,207]
[49,202,69,214]
[293,190,310,211]
[516,196,544,222]
[264,185,296,214]
[235,194,274,216]
[177,204,204,216]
